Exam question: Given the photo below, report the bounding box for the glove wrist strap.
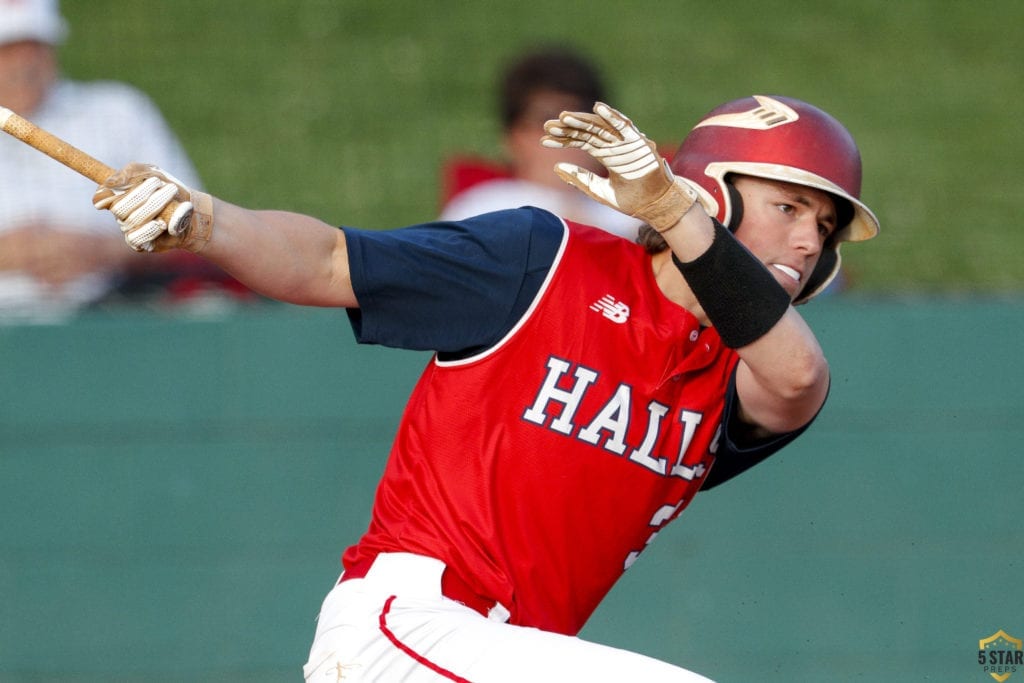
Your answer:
[641,178,699,233]
[179,191,214,253]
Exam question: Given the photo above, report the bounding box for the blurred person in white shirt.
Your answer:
[439,47,642,240]
[0,0,202,321]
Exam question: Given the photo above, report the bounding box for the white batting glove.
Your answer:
[541,102,699,233]
[93,163,213,253]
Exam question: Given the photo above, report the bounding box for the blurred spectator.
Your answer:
[0,0,209,322]
[439,46,643,239]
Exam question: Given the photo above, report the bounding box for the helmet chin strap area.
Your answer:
[796,244,838,305]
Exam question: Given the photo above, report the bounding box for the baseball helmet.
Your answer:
[670,95,879,303]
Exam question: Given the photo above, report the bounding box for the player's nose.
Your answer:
[790,214,823,255]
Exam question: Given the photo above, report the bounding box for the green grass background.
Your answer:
[56,0,1023,295]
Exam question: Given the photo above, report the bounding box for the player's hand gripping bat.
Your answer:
[0,106,213,252]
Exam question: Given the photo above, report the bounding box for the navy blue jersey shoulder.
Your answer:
[343,207,563,356]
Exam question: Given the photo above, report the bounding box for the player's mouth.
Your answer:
[770,263,802,285]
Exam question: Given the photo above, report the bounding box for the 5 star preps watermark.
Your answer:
[979,630,1023,682]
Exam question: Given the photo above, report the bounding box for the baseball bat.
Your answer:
[0,106,115,183]
[0,105,192,242]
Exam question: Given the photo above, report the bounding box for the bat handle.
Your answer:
[1,106,116,184]
[0,106,195,250]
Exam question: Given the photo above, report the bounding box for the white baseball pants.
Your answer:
[303,552,714,683]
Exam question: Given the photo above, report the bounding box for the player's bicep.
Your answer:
[328,227,358,307]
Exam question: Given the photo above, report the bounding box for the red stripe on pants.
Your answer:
[378,595,475,683]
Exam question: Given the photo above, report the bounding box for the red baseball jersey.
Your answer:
[342,222,739,635]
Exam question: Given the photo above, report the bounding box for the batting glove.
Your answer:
[93,163,213,253]
[541,102,699,233]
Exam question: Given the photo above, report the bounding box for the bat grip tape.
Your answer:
[671,219,791,349]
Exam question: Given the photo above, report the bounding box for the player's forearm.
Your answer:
[733,310,829,434]
[658,202,716,262]
[200,198,357,307]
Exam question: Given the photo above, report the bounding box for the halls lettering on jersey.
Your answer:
[522,355,719,480]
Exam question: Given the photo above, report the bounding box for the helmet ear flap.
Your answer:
[724,178,744,231]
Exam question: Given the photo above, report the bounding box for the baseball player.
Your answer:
[88,94,878,681]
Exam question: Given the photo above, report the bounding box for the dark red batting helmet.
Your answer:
[671,95,879,303]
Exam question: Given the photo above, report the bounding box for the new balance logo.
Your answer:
[590,295,630,323]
